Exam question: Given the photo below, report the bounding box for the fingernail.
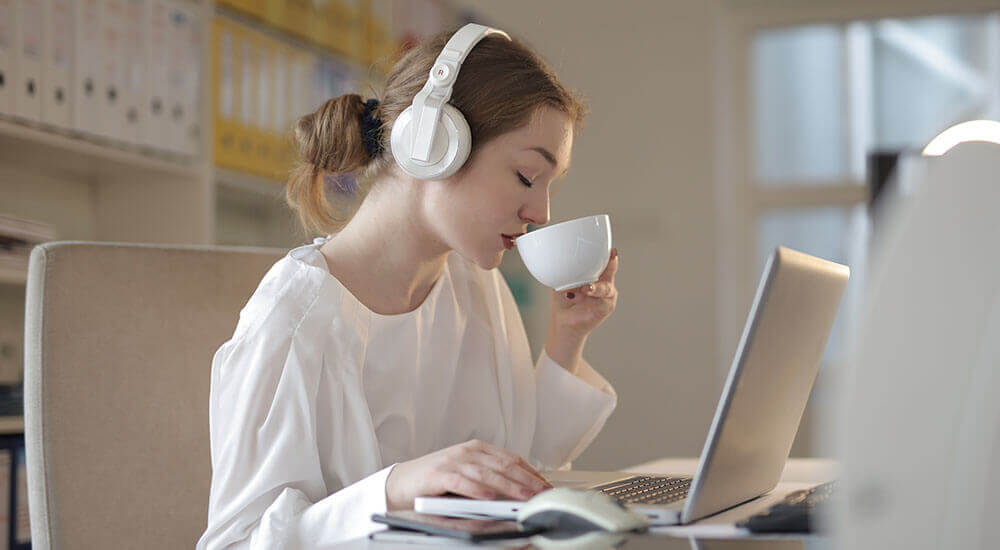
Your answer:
[522,488,535,498]
[613,249,619,259]
[566,292,575,299]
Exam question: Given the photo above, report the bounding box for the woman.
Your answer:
[198,23,621,549]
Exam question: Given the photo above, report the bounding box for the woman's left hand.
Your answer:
[544,249,619,373]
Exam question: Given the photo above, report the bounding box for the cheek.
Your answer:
[458,181,519,224]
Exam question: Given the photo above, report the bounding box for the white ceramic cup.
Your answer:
[514,214,612,291]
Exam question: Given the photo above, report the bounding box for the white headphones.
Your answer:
[390,23,511,180]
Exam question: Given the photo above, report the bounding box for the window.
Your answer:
[745,12,1000,366]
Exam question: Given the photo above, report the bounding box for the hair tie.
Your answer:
[361,98,384,158]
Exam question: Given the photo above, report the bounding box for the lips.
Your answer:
[501,233,525,250]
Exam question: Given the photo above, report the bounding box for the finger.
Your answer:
[581,281,616,299]
[460,463,536,500]
[440,472,497,500]
[598,248,620,283]
[475,442,552,488]
[476,452,550,493]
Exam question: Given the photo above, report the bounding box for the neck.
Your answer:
[319,173,449,315]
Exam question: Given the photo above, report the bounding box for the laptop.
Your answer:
[415,247,850,525]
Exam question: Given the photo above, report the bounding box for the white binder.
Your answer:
[180,3,202,157]
[164,0,192,155]
[14,0,44,123]
[119,0,145,144]
[141,0,169,151]
[0,0,17,117]
[98,0,126,142]
[41,0,73,128]
[72,0,102,137]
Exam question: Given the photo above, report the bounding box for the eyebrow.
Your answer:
[526,146,558,168]
[525,146,568,177]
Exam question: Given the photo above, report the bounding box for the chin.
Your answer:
[476,254,503,271]
[462,248,504,271]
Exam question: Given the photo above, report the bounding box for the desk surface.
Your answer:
[324,458,835,549]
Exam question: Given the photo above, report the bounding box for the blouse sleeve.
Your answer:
[491,269,617,470]
[197,294,391,549]
[530,351,618,469]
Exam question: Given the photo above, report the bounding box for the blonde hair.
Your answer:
[286,26,588,237]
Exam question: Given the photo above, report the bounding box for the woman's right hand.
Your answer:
[385,439,554,511]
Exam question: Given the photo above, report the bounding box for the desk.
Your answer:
[324,458,836,549]
[629,458,836,539]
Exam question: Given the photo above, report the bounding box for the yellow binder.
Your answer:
[330,0,362,62]
[253,30,280,180]
[212,16,241,171]
[272,39,295,182]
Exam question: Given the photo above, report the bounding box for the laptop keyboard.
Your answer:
[593,475,693,506]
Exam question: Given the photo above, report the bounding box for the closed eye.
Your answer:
[517,171,534,188]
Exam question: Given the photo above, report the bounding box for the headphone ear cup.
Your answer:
[390,103,472,180]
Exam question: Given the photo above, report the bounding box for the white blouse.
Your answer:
[197,237,617,549]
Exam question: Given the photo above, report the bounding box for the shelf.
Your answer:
[0,117,202,181]
[215,168,286,199]
[0,417,23,435]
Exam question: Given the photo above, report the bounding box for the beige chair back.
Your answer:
[23,241,285,549]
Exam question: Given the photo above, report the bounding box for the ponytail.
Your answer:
[286,94,385,236]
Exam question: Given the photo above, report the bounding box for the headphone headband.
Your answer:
[407,24,511,163]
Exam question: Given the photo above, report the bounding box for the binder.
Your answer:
[118,0,144,145]
[71,0,102,137]
[163,0,186,153]
[331,0,362,61]
[142,0,170,151]
[365,0,393,71]
[41,0,73,129]
[98,0,126,142]
[0,0,15,117]
[253,29,274,177]
[272,39,293,181]
[164,0,200,156]
[179,1,202,157]
[212,16,240,170]
[287,45,312,154]
[13,0,43,123]
[308,0,331,51]
[237,23,258,173]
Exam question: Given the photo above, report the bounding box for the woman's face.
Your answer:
[423,106,573,270]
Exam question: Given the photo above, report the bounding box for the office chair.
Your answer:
[23,241,285,549]
[835,143,1000,549]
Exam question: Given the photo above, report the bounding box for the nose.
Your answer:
[519,189,550,226]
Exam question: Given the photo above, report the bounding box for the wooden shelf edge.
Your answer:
[0,117,202,179]
[215,168,286,199]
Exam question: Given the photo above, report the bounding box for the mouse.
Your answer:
[516,488,650,533]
